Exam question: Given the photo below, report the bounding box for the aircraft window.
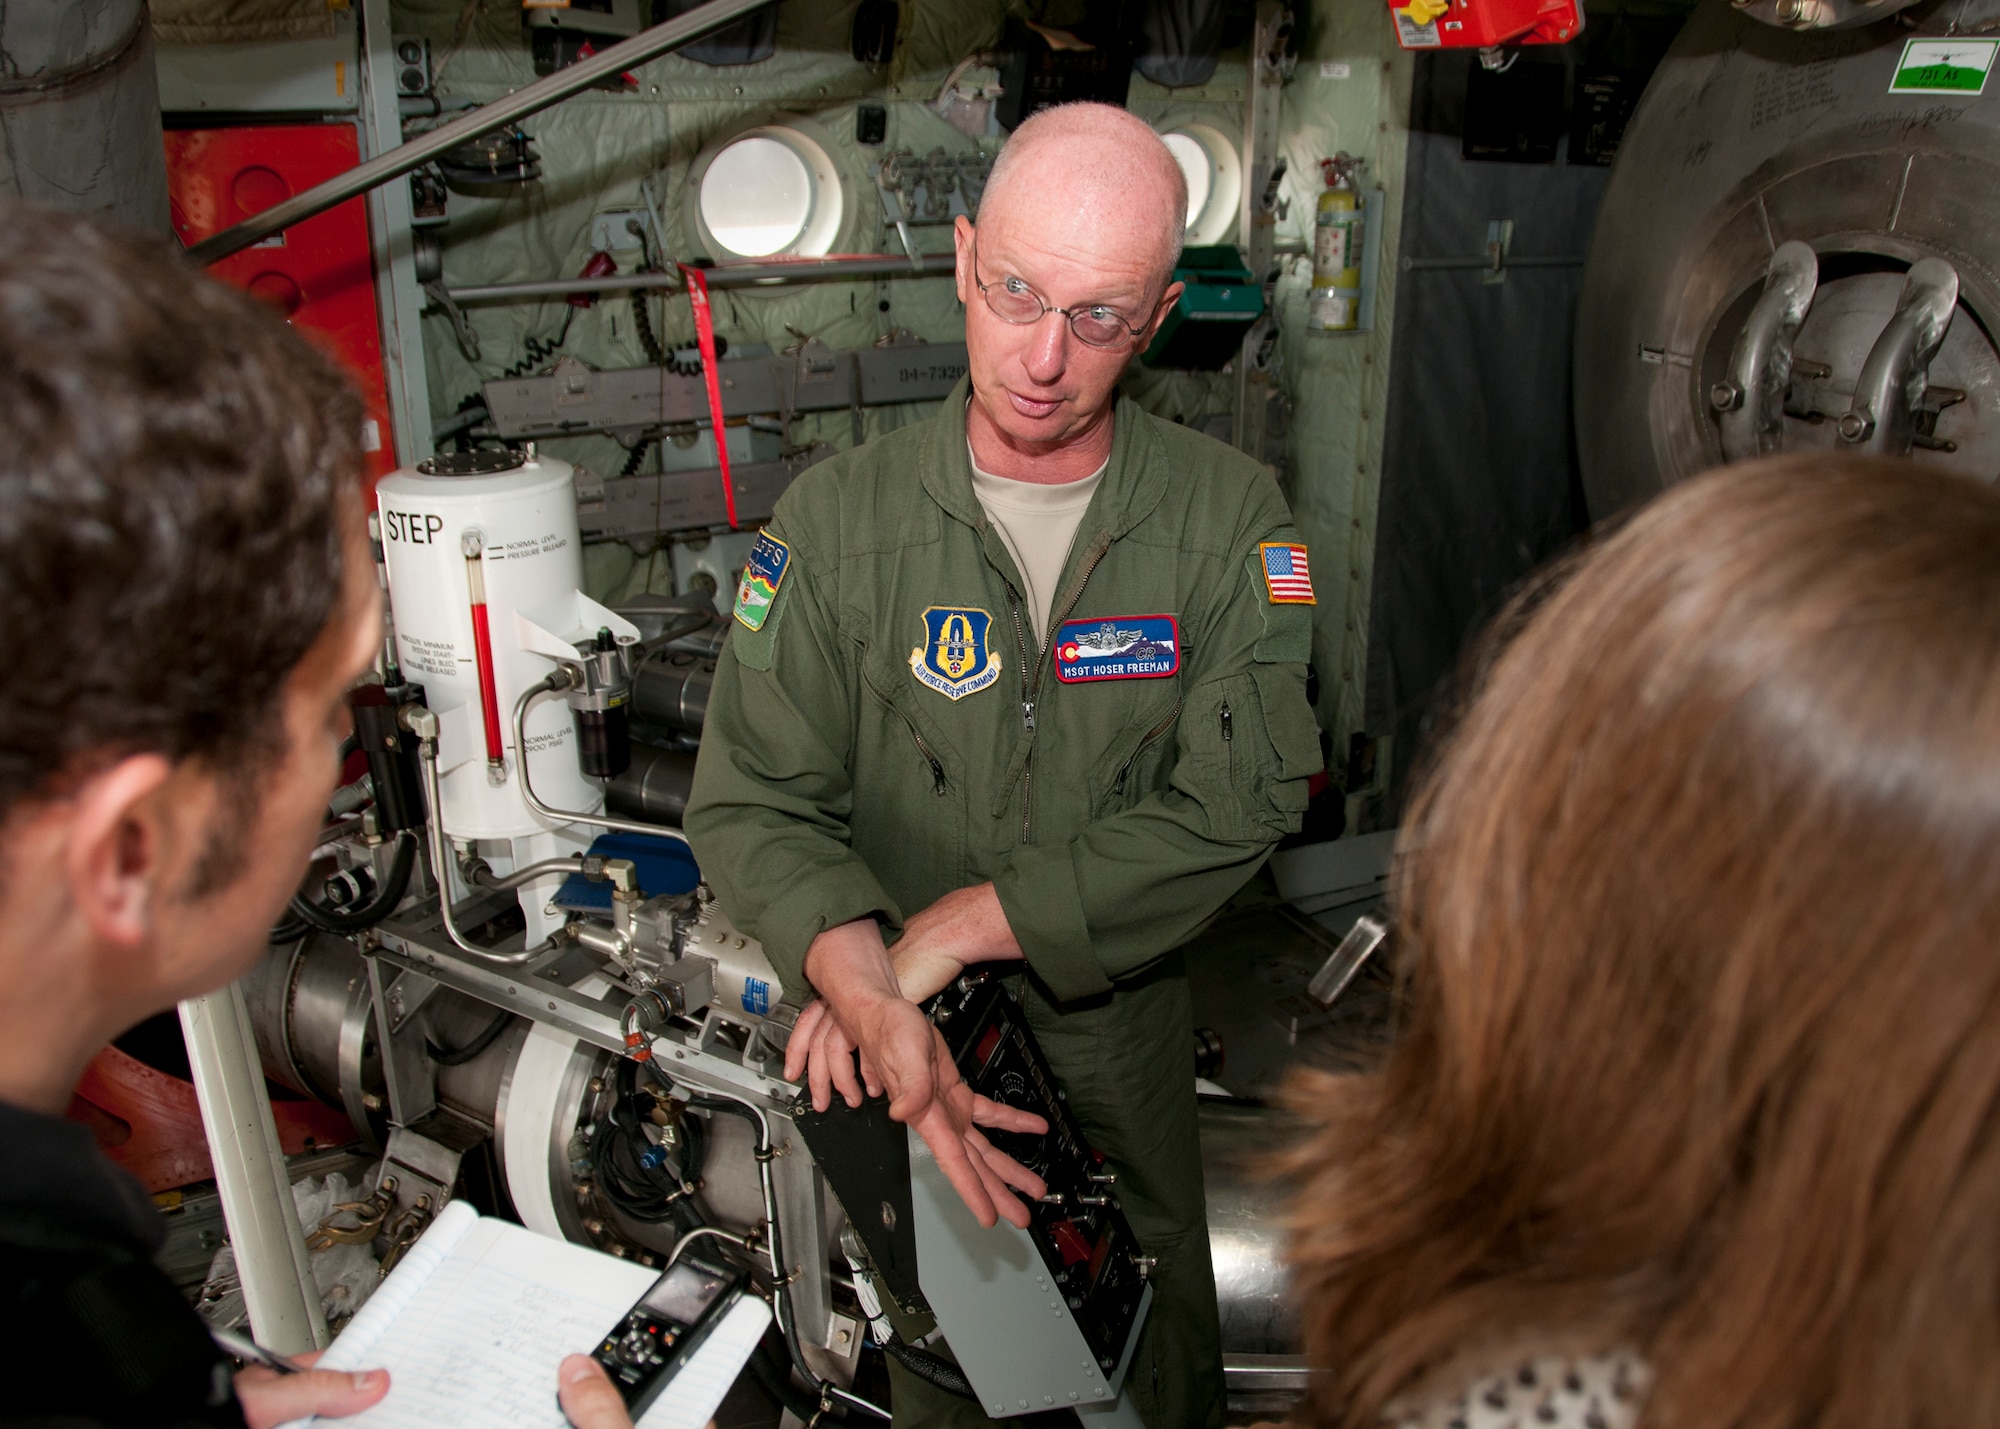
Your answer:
[1160,123,1243,247]
[1163,133,1213,233]
[698,135,814,258]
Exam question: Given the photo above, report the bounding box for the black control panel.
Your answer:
[583,1255,746,1421]
[795,973,1149,1373]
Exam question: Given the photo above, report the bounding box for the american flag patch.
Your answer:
[1259,541,1316,605]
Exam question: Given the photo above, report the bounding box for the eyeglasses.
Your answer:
[970,240,1160,350]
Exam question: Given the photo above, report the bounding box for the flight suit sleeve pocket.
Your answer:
[1252,664,1323,784]
[1185,666,1319,841]
[1245,555,1315,664]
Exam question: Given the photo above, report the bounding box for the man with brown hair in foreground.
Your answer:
[0,202,632,1429]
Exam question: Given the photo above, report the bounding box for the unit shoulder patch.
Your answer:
[909,606,1002,701]
[733,530,791,632]
[1259,540,1317,605]
[1052,615,1181,683]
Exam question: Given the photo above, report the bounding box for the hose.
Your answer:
[631,285,666,366]
[630,1042,890,1421]
[884,1340,978,1400]
[288,830,418,935]
[745,1340,823,1422]
[424,1007,514,1067]
[590,1058,705,1231]
[448,310,575,450]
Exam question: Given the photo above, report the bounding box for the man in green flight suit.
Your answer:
[684,101,1322,1428]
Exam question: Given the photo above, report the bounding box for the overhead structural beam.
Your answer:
[186,0,779,266]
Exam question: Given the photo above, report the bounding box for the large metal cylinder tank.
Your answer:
[0,1,168,231]
[1576,0,2000,517]
[375,450,603,839]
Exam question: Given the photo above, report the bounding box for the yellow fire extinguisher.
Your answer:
[1310,154,1365,332]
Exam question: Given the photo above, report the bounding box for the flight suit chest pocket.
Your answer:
[861,659,954,800]
[1186,665,1318,840]
[1088,677,1185,819]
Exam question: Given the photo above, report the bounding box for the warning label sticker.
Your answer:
[1890,38,1999,95]
[1393,13,1440,48]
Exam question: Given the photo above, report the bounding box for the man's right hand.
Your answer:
[791,920,1049,1228]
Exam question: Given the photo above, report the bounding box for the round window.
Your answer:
[1163,133,1213,235]
[1160,124,1242,247]
[686,118,852,264]
[698,136,813,257]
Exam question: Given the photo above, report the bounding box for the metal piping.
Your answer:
[1839,257,1960,456]
[186,0,783,265]
[414,730,565,966]
[1714,240,1819,463]
[515,679,693,847]
[675,1072,891,1421]
[469,855,590,892]
[446,252,959,304]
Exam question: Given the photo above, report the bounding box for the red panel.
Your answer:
[69,1044,357,1194]
[1388,0,1581,50]
[164,125,398,485]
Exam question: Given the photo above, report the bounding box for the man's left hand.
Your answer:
[236,1352,388,1429]
[787,882,1024,1109]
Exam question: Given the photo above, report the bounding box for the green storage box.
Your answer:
[1140,245,1264,371]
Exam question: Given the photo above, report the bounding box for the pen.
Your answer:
[210,1325,306,1375]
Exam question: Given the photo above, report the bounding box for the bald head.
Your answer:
[979,103,1187,285]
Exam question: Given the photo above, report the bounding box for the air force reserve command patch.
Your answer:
[910,606,1002,700]
[1053,615,1181,683]
[732,530,791,631]
[1259,541,1316,605]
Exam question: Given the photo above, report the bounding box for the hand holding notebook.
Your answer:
[280,1200,769,1429]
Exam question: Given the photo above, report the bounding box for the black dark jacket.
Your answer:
[0,1100,244,1427]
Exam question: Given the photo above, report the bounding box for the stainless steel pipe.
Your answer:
[446,252,958,304]
[186,0,783,265]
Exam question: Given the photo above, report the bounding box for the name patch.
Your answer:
[733,530,791,632]
[910,606,1002,700]
[1053,615,1182,683]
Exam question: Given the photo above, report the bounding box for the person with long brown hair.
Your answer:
[1277,452,2000,1429]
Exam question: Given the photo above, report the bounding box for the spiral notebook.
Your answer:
[284,1200,771,1429]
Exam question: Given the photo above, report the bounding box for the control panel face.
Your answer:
[933,975,1149,1373]
[589,1257,743,1416]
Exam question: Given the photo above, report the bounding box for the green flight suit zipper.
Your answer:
[912,725,948,796]
[863,669,948,796]
[1007,543,1110,844]
[1112,694,1185,798]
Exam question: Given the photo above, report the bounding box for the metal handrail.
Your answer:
[186,0,781,265]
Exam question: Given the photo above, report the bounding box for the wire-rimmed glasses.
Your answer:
[969,240,1163,350]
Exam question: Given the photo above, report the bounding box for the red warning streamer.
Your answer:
[678,264,738,530]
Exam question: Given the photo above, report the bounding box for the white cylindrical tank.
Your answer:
[376,452,600,840]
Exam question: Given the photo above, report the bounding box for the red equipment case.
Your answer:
[1387,0,1582,51]
[165,124,399,485]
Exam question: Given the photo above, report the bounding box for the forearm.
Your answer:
[995,796,1284,1000]
[885,883,1023,1004]
[803,918,902,1026]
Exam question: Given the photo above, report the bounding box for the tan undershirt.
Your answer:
[968,444,1106,648]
